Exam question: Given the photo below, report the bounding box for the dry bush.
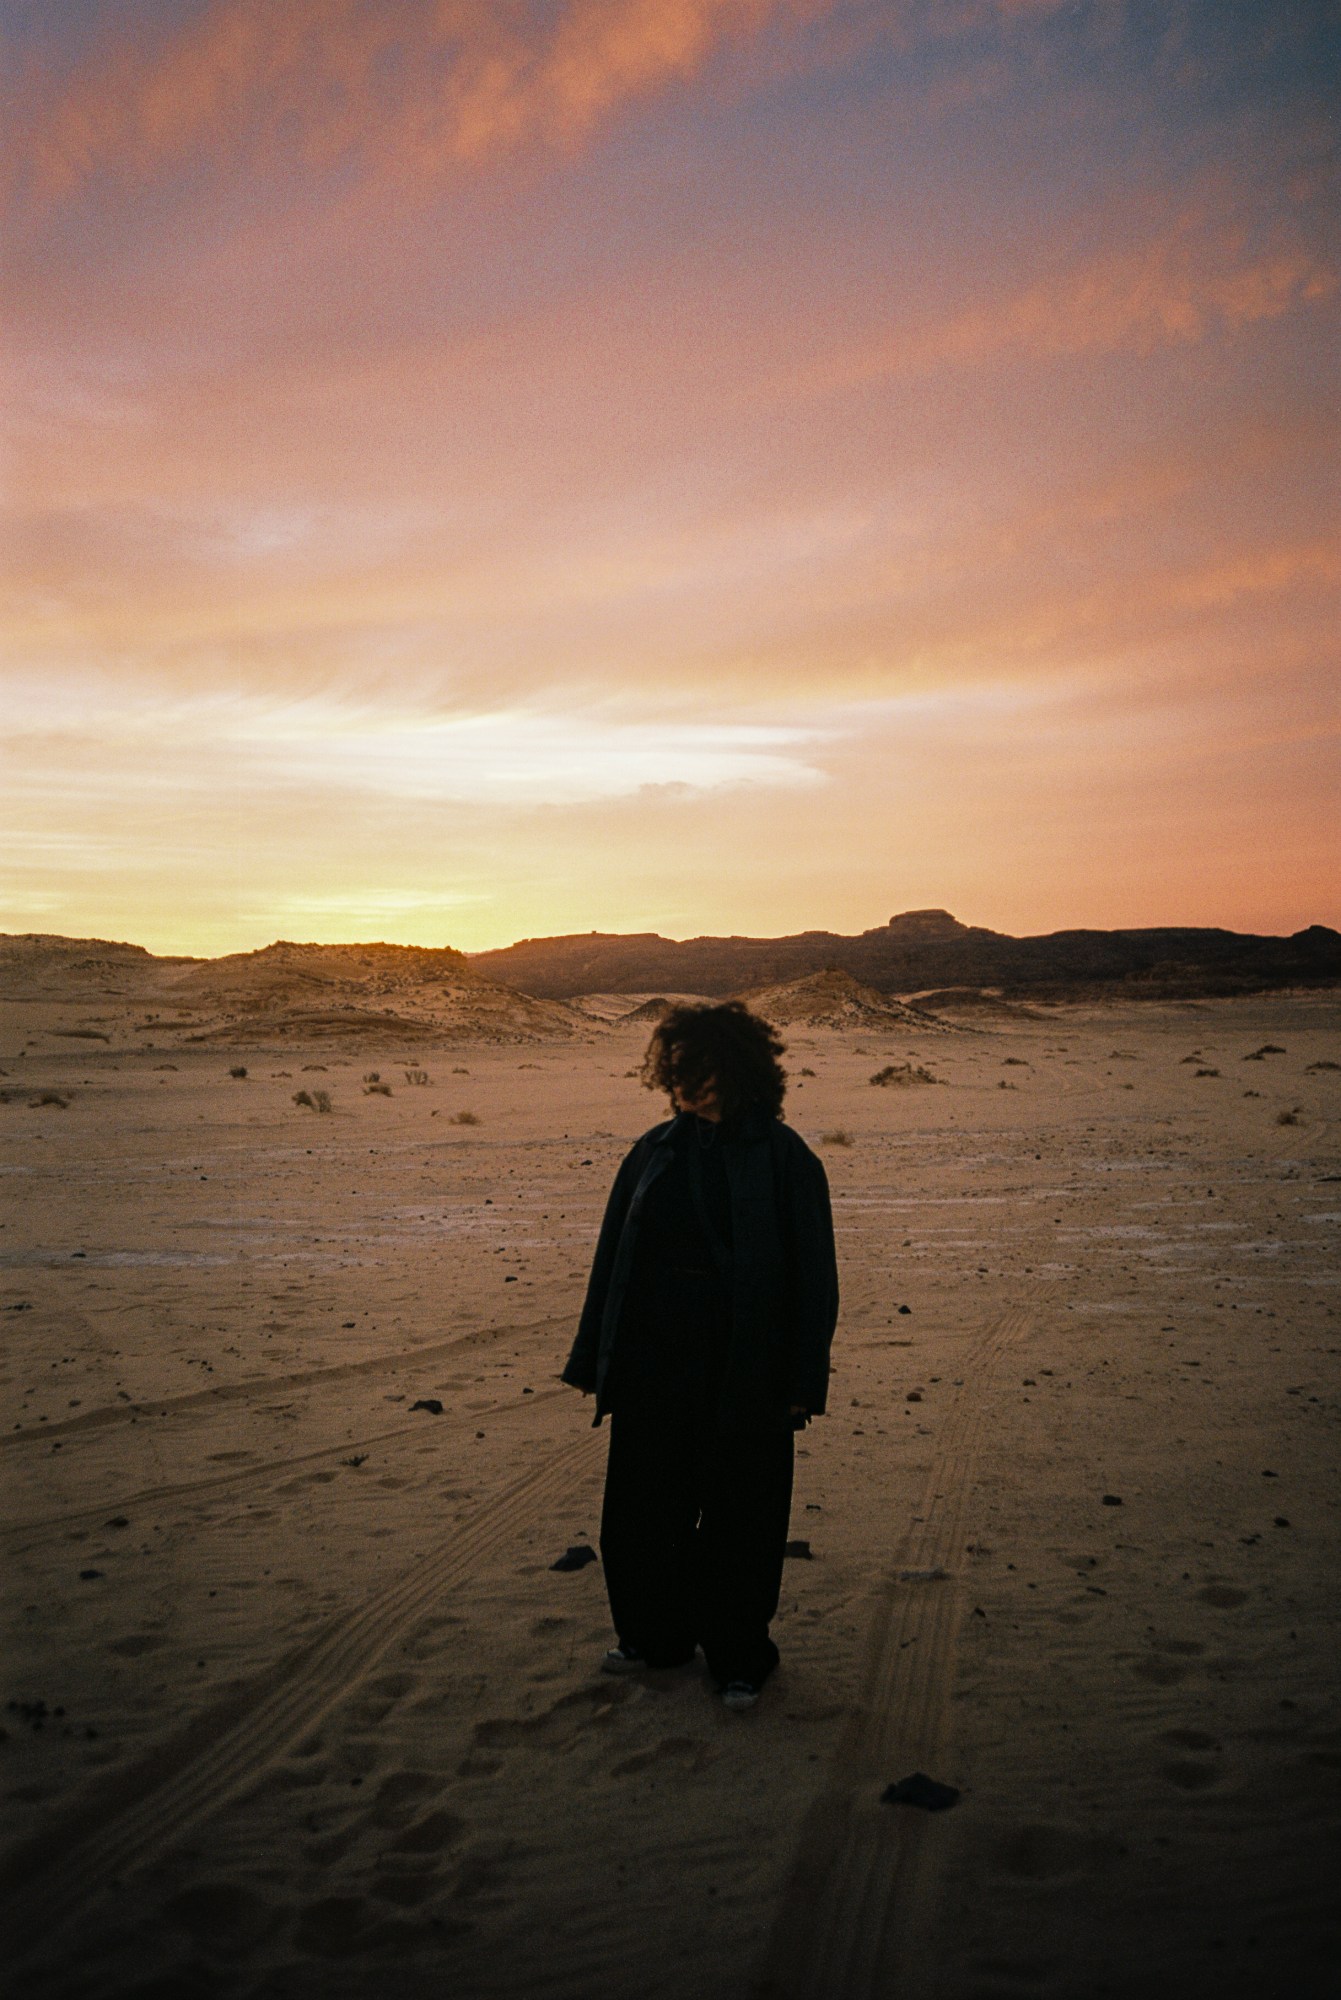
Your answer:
[363,1071,380,1083]
[998,1079,1017,1090]
[1307,1060,1340,1072]
[1195,1067,1221,1078]
[819,1128,853,1146]
[229,1065,247,1079]
[1277,1108,1301,1126]
[29,1091,69,1108]
[870,1063,941,1087]
[1002,1056,1027,1065]
[449,1109,480,1125]
[1245,1044,1287,1060]
[404,1069,430,1085]
[293,1089,333,1113]
[798,1066,817,1077]
[452,1066,470,1074]
[364,1081,393,1097]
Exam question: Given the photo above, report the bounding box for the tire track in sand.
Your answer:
[756,1290,1041,2000]
[0,1314,570,1452]
[2,1385,569,1540]
[0,1423,604,1955]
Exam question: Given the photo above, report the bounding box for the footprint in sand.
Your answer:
[366,1769,440,1829]
[165,1881,281,1951]
[293,1895,420,1958]
[610,1736,718,1779]
[370,1867,442,1907]
[384,1808,466,1855]
[107,1632,167,1657]
[1161,1728,1220,1751]
[995,1823,1124,1881]
[1160,1759,1222,1790]
[471,1679,631,1753]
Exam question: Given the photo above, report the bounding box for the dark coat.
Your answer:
[561,1109,839,1425]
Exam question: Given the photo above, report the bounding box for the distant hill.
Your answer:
[470,909,1341,1001]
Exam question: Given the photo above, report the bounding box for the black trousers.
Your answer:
[599,1398,795,1686]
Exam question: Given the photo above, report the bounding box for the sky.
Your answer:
[2,0,1338,957]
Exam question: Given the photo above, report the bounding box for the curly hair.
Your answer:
[641,1001,787,1121]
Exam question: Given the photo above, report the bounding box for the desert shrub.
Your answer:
[452,1066,470,1074]
[229,1065,247,1079]
[870,1063,941,1087]
[364,1081,392,1097]
[1195,1067,1221,1078]
[1002,1057,1027,1065]
[819,1128,853,1146]
[798,1066,817,1077]
[302,1063,327,1072]
[450,1110,480,1126]
[998,1079,1016,1089]
[1245,1044,1286,1060]
[1307,1060,1340,1072]
[293,1089,332,1111]
[404,1069,430,1085]
[293,1089,313,1108]
[29,1091,69,1108]
[1276,1108,1301,1125]
[363,1071,380,1083]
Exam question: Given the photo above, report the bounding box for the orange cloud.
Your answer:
[801,214,1336,393]
[7,0,826,208]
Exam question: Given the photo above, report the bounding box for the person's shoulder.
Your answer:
[626,1116,676,1158]
[769,1118,828,1173]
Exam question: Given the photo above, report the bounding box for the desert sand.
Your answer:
[2,971,1339,1999]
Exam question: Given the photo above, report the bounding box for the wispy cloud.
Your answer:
[1,682,834,808]
[6,0,821,210]
[801,215,1336,394]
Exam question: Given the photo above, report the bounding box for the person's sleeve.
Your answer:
[786,1143,839,1415]
[561,1147,639,1390]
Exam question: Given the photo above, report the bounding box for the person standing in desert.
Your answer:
[562,1001,839,1710]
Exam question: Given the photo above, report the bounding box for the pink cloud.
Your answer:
[7,0,830,208]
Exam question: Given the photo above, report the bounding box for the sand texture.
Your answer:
[1,989,1339,1998]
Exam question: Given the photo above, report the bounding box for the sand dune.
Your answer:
[740,968,954,1032]
[1,991,1339,1997]
[1,936,593,1054]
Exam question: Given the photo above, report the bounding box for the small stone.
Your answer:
[550,1544,597,1572]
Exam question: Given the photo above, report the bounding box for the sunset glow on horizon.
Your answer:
[3,0,1338,957]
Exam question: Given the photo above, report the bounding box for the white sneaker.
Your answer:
[721,1680,761,1710]
[601,1645,647,1675]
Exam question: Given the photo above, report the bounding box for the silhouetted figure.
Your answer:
[562,1002,838,1709]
